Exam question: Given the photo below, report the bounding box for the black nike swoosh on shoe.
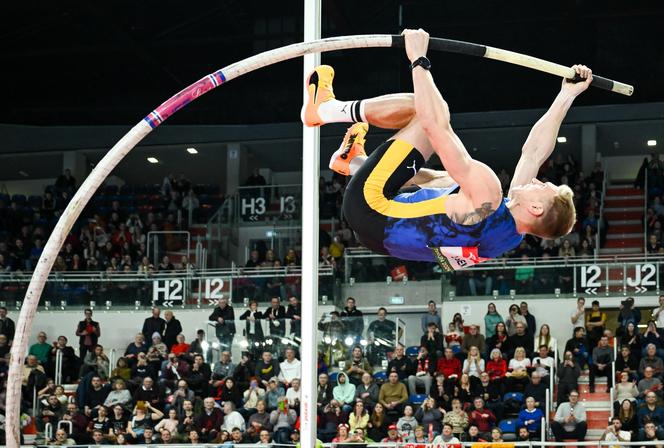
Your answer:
[309,70,320,103]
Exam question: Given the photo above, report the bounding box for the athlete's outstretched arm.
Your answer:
[509,65,593,192]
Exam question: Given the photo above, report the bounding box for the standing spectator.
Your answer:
[506,322,534,359]
[590,335,615,393]
[75,308,101,360]
[420,301,442,334]
[141,308,166,345]
[520,302,537,338]
[208,298,236,351]
[505,304,527,336]
[551,390,587,441]
[617,297,641,337]
[534,324,556,353]
[387,344,414,382]
[565,327,590,369]
[484,303,503,339]
[48,335,77,383]
[55,168,77,193]
[264,297,286,339]
[239,300,264,357]
[367,308,396,364]
[586,300,607,352]
[557,351,581,403]
[571,297,586,326]
[162,311,182,351]
[408,346,434,396]
[341,297,364,342]
[0,307,15,345]
[29,331,51,365]
[637,392,664,440]
[652,295,664,330]
[285,296,301,337]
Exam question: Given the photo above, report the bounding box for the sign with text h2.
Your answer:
[152,279,184,306]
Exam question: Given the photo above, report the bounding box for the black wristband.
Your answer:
[410,56,431,71]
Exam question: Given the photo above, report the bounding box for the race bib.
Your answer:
[430,246,489,272]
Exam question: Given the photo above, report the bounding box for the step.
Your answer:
[605,194,645,201]
[607,219,641,226]
[586,428,607,439]
[609,224,643,233]
[604,238,644,248]
[604,206,644,212]
[600,247,644,255]
[587,409,612,426]
[605,199,645,207]
[607,186,641,195]
[604,210,643,220]
[606,232,643,239]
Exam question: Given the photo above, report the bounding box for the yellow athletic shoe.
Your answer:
[301,65,336,127]
[329,122,368,176]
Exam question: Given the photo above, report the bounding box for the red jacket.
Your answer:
[485,359,507,381]
[436,357,461,378]
[468,407,496,432]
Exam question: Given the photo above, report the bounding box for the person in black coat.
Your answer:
[506,322,534,359]
[75,308,101,360]
[141,308,166,346]
[239,300,264,357]
[48,336,78,383]
[523,372,548,410]
[208,298,236,351]
[286,296,301,338]
[162,311,182,351]
[264,297,286,338]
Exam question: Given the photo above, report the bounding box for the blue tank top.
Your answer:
[382,187,523,262]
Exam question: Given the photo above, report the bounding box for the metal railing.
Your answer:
[644,168,649,258]
[30,442,664,447]
[147,230,191,267]
[54,349,63,386]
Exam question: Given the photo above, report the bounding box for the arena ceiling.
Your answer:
[2,1,664,127]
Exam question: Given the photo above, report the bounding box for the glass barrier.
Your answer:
[0,266,337,309]
[344,249,664,299]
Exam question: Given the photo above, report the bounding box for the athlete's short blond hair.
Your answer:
[532,184,576,239]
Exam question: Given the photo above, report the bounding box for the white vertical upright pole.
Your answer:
[300,0,321,446]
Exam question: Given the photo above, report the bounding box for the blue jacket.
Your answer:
[518,408,544,433]
[637,404,664,428]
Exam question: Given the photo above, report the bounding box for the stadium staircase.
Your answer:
[601,181,645,256]
[551,369,611,443]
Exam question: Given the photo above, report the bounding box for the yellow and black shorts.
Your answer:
[343,139,444,254]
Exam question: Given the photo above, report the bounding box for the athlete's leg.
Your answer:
[363,93,414,129]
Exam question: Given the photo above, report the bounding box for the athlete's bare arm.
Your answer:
[509,65,593,195]
[403,29,502,221]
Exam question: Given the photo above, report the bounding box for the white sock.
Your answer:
[318,99,365,124]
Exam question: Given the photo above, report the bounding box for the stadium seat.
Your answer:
[11,194,27,205]
[503,392,524,403]
[406,346,420,358]
[328,371,339,383]
[409,394,427,405]
[372,371,387,382]
[498,419,516,434]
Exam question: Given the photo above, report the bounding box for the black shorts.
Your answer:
[342,139,426,254]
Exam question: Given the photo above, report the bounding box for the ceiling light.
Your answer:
[186,147,198,154]
[147,157,159,164]
[18,170,29,177]
[557,136,567,143]
[648,140,657,147]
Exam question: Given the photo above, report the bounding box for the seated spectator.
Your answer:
[486,322,509,358]
[265,377,286,411]
[220,401,245,433]
[170,334,190,356]
[379,371,408,418]
[255,351,280,388]
[197,397,223,442]
[420,322,444,358]
[319,400,348,442]
[461,325,486,356]
[532,345,554,378]
[211,351,236,387]
[639,344,664,378]
[642,320,664,359]
[131,352,156,384]
[557,350,581,403]
[107,404,129,439]
[387,344,414,382]
[552,390,587,441]
[333,372,356,413]
[104,379,133,409]
[565,327,590,369]
[614,372,638,414]
[590,335,614,393]
[177,399,199,435]
[442,398,469,439]
[637,392,664,440]
[381,423,404,444]
[432,423,460,444]
[124,334,147,367]
[468,397,496,440]
[245,399,270,440]
[436,348,461,390]
[159,353,189,391]
[316,373,334,412]
[638,366,662,400]
[621,322,642,357]
[154,408,180,439]
[186,354,211,397]
[455,373,480,404]
[396,404,418,439]
[132,377,162,410]
[617,399,638,438]
[505,347,531,392]
[349,400,369,433]
[506,322,533,358]
[477,372,504,422]
[82,375,111,418]
[490,427,505,443]
[407,425,431,444]
[39,395,65,430]
[51,428,76,446]
[444,322,463,354]
[430,373,451,411]
[242,379,266,417]
[534,323,556,353]
[214,378,242,409]
[29,331,51,365]
[110,358,131,382]
[354,372,379,411]
[518,396,544,438]
[126,401,163,443]
[616,345,639,380]
[285,378,301,409]
[462,345,485,385]
[408,346,435,396]
[345,346,372,386]
[640,421,662,445]
[415,397,443,436]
